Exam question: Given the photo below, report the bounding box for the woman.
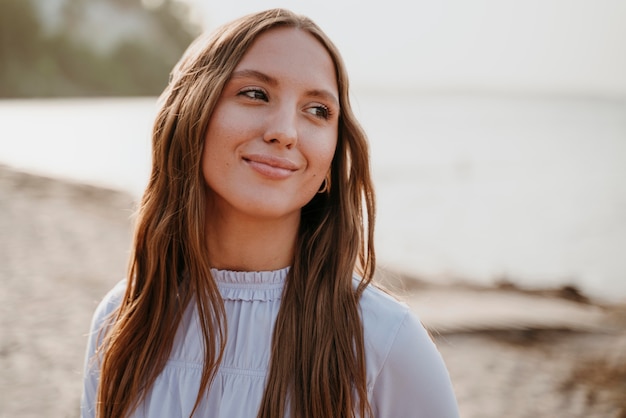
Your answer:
[82,8,459,418]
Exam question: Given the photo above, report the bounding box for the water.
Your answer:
[0,97,155,194]
[1,94,625,302]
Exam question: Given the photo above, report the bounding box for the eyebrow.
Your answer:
[231,69,278,86]
[230,69,340,108]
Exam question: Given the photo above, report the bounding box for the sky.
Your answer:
[181,0,626,98]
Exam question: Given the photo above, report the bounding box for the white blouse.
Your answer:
[81,268,459,417]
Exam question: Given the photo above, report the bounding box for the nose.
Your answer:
[263,107,298,149]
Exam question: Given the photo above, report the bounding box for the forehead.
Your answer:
[234,27,338,93]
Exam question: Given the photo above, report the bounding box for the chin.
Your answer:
[240,198,308,221]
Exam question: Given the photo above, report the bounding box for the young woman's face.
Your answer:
[202,27,339,221]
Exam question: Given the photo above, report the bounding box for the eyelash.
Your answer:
[239,88,268,101]
[307,105,332,120]
[238,88,333,120]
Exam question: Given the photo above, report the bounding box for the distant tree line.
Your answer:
[0,0,199,98]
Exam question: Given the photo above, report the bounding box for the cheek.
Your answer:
[316,136,338,172]
[202,117,242,171]
[201,131,226,190]
[306,139,337,191]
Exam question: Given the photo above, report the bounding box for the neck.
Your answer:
[205,208,299,272]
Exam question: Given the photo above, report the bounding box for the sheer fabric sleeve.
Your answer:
[370,310,459,418]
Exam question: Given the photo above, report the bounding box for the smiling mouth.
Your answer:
[243,154,298,179]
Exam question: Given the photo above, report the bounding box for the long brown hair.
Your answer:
[96,8,376,418]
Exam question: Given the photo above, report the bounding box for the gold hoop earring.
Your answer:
[317,172,331,194]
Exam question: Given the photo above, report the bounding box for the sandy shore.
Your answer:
[1,165,624,418]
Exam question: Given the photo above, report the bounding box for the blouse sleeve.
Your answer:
[370,310,459,418]
[80,281,126,418]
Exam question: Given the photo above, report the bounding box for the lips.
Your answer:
[243,153,299,179]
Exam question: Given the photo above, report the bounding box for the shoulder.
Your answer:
[92,280,127,327]
[100,280,127,310]
[358,281,411,324]
[357,281,423,373]
[86,280,127,349]
[81,280,128,417]
[357,280,460,417]
[357,280,416,347]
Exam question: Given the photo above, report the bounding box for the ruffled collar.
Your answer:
[211,267,289,302]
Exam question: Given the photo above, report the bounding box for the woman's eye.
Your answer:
[307,105,331,120]
[239,88,268,101]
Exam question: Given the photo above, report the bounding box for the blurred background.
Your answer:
[1,1,625,417]
[1,0,624,300]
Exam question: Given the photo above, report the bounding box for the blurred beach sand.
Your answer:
[1,165,624,418]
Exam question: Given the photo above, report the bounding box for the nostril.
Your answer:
[263,127,298,147]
